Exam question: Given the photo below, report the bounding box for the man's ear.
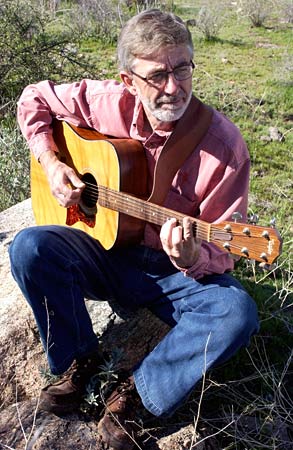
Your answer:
[120,71,137,96]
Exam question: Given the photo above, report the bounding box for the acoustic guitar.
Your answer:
[31,121,282,264]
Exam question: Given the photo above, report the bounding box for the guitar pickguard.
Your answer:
[66,204,96,228]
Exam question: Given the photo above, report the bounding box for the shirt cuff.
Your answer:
[29,132,59,161]
[169,246,208,279]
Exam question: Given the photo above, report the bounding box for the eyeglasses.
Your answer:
[130,61,195,87]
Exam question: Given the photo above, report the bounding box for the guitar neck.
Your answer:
[88,183,211,240]
[83,182,282,264]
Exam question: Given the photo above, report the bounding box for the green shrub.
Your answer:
[239,0,274,27]
[195,0,227,40]
[0,125,30,211]
[0,0,94,113]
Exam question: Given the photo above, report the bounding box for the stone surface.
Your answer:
[0,199,216,449]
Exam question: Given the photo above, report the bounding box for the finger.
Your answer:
[69,188,82,202]
[64,189,83,208]
[172,225,183,246]
[60,188,80,207]
[56,186,70,205]
[61,180,81,197]
[160,218,177,248]
[67,170,85,189]
[57,193,66,207]
[182,217,194,240]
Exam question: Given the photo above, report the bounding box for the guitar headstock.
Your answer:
[210,221,282,264]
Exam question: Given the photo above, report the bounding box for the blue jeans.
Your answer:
[9,225,259,417]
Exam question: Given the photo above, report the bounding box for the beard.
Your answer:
[138,88,192,123]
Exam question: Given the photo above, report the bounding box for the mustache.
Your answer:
[156,94,184,104]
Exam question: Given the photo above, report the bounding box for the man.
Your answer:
[10,9,259,450]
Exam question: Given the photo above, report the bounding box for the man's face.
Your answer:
[123,45,193,129]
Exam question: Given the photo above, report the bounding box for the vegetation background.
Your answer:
[0,0,292,448]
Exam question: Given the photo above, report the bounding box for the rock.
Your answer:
[0,199,44,406]
[260,126,284,143]
[0,400,100,450]
[0,199,216,449]
[0,201,164,446]
[269,126,284,142]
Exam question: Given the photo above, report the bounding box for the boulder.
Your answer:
[1,199,204,449]
[0,199,219,449]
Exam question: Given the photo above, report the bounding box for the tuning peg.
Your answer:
[248,213,259,225]
[270,217,276,228]
[232,211,243,223]
[259,262,277,272]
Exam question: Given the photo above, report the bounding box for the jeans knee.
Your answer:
[229,289,259,342]
[9,227,47,275]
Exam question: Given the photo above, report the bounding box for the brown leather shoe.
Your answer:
[98,375,141,450]
[39,351,104,415]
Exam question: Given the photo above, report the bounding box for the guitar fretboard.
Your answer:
[82,182,221,242]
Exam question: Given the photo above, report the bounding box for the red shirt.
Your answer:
[17,79,250,279]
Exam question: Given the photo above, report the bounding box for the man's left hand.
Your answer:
[160,217,201,269]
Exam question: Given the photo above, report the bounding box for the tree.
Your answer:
[0,0,91,113]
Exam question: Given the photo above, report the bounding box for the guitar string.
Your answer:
[82,182,269,237]
[81,183,275,254]
[81,192,209,239]
[83,188,273,257]
[82,183,260,236]
[82,182,210,230]
[82,184,272,246]
[81,190,274,257]
[82,184,211,237]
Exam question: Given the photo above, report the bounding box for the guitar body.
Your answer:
[31,121,148,249]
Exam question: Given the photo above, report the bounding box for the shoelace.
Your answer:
[106,377,138,412]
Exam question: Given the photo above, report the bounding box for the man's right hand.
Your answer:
[39,150,85,207]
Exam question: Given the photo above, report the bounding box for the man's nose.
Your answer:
[163,73,180,94]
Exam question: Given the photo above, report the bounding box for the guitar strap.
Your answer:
[148,96,213,205]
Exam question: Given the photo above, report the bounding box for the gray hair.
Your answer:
[117,9,194,72]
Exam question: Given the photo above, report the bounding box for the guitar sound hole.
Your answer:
[80,173,98,216]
